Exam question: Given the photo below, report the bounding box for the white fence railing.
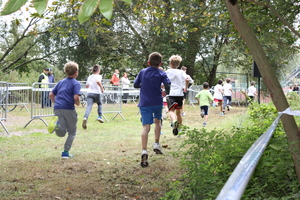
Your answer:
[216,112,284,199]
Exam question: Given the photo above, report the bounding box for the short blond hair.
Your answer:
[64,61,78,76]
[169,55,182,68]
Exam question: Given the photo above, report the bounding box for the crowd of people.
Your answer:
[46,53,258,167]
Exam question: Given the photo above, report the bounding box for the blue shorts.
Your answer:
[140,105,163,125]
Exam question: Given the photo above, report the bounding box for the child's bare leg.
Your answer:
[154,118,161,143]
[141,124,150,150]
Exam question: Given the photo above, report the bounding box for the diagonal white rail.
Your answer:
[216,113,283,200]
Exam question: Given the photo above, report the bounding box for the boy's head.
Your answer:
[218,79,223,84]
[251,81,255,86]
[203,82,209,89]
[148,52,162,67]
[92,65,100,73]
[169,55,182,69]
[64,61,79,77]
[226,78,231,83]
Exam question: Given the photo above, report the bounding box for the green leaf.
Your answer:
[78,0,100,24]
[121,0,132,4]
[99,0,113,20]
[33,0,48,15]
[0,0,27,15]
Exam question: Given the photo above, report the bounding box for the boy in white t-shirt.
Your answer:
[166,55,189,135]
[82,65,105,129]
[223,78,234,113]
[213,79,224,115]
[247,81,257,103]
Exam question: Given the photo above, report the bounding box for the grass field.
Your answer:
[0,103,247,199]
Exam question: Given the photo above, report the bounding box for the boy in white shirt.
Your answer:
[82,65,105,129]
[247,81,257,103]
[213,79,224,115]
[166,55,189,135]
[223,78,234,113]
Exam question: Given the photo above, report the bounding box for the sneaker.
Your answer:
[61,152,74,159]
[213,102,216,107]
[97,116,104,123]
[153,143,163,154]
[227,105,232,111]
[82,118,87,129]
[168,102,178,111]
[220,112,224,116]
[141,150,148,167]
[48,116,59,133]
[203,121,207,126]
[182,112,186,116]
[200,110,204,118]
[172,121,179,136]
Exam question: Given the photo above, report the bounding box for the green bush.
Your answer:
[162,103,300,199]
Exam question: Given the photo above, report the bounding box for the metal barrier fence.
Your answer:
[24,82,56,128]
[216,113,282,199]
[0,82,31,134]
[0,82,8,134]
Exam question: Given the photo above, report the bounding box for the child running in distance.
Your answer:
[195,82,213,127]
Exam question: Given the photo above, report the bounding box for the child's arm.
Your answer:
[74,94,80,106]
[49,92,55,103]
[97,81,105,93]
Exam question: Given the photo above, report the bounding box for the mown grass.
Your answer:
[0,103,246,199]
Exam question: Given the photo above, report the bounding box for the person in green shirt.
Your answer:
[195,82,213,127]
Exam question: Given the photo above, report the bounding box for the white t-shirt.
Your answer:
[166,68,187,96]
[248,86,256,96]
[86,74,102,94]
[213,84,223,100]
[121,77,130,89]
[223,83,232,96]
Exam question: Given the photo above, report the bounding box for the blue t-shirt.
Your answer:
[51,77,81,110]
[134,66,171,107]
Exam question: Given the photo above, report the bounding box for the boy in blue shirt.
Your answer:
[134,52,171,167]
[48,61,81,159]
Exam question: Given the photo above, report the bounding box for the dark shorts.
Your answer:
[200,105,209,115]
[166,96,184,110]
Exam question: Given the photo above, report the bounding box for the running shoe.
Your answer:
[97,116,104,123]
[141,150,148,167]
[200,110,204,118]
[172,121,179,136]
[61,152,74,159]
[82,118,87,129]
[48,116,59,133]
[153,143,163,154]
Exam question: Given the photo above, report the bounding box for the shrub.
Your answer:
[162,103,300,199]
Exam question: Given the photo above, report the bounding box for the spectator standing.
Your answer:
[48,68,55,87]
[195,82,213,127]
[213,79,224,115]
[121,72,131,104]
[165,55,189,135]
[134,52,171,167]
[82,65,105,129]
[223,78,234,113]
[110,69,120,102]
[48,61,81,159]
[38,67,51,108]
[180,66,194,116]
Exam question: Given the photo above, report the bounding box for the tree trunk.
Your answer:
[224,0,300,182]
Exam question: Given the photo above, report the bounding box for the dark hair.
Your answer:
[148,52,162,67]
[93,65,100,72]
[251,81,255,85]
[203,82,209,89]
[44,67,49,71]
[218,79,223,84]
